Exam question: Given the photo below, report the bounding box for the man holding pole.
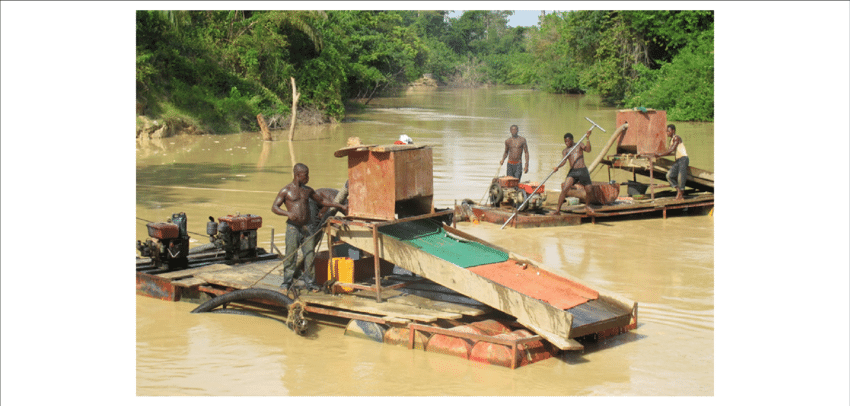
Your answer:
[499,125,529,182]
[552,130,593,215]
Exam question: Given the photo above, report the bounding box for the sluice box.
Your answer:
[615,109,667,155]
[335,144,434,221]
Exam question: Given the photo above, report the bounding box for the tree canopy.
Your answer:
[136,10,714,133]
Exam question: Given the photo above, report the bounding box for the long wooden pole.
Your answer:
[257,113,273,141]
[288,77,300,141]
[372,225,382,303]
[587,123,629,173]
[499,133,588,229]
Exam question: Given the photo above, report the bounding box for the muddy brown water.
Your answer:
[136,87,714,395]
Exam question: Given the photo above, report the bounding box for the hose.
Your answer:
[188,242,217,254]
[190,288,308,335]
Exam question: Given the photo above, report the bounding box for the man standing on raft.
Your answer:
[646,124,688,200]
[272,163,347,292]
[552,130,593,215]
[499,125,529,182]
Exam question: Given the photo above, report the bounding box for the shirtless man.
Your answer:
[647,124,688,200]
[552,130,593,215]
[272,163,347,291]
[499,125,529,182]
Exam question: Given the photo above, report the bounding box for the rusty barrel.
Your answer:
[468,332,522,368]
[513,329,558,367]
[383,326,430,350]
[468,319,512,336]
[469,329,558,368]
[425,325,485,359]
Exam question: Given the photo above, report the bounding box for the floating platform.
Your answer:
[455,189,714,228]
[600,155,714,194]
[137,214,638,368]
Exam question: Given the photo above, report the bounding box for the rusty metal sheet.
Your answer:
[346,147,433,220]
[394,148,433,201]
[470,207,581,228]
[616,109,667,155]
[136,272,180,301]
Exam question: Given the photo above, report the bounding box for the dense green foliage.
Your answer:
[136,9,714,133]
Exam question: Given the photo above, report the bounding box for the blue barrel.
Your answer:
[344,319,387,343]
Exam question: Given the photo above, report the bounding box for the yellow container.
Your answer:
[329,257,355,293]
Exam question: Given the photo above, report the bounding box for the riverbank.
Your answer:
[136,76,443,140]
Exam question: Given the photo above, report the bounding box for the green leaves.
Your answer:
[135,9,715,134]
[530,10,713,120]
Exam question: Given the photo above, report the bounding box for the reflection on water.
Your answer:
[137,86,713,395]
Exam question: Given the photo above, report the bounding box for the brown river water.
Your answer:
[136,87,714,396]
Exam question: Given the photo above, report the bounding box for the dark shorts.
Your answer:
[566,167,592,186]
[506,162,522,182]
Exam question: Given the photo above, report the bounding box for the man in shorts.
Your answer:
[553,130,593,215]
[499,125,529,182]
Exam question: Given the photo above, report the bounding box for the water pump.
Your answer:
[487,177,547,212]
[206,213,263,260]
[137,212,190,271]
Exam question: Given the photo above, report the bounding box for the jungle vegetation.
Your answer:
[136,10,714,134]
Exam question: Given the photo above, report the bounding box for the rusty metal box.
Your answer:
[496,176,519,188]
[337,144,434,221]
[615,109,667,155]
[219,214,262,231]
[147,222,179,239]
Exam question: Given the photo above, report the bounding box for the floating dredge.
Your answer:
[137,143,638,369]
[455,109,714,228]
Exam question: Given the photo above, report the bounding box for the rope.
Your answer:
[247,225,325,289]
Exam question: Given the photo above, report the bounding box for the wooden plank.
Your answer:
[351,288,405,300]
[299,292,461,322]
[382,316,411,324]
[157,263,233,280]
[517,319,585,351]
[193,263,462,323]
[386,293,485,317]
[602,156,714,190]
[196,265,283,290]
[171,277,209,288]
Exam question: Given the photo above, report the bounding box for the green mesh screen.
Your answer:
[378,219,509,268]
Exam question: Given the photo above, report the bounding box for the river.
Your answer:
[136,86,714,396]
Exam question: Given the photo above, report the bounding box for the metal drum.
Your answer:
[424,325,484,360]
[383,327,430,350]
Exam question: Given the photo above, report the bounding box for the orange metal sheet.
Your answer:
[466,260,598,310]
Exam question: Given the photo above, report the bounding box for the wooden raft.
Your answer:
[158,260,484,323]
